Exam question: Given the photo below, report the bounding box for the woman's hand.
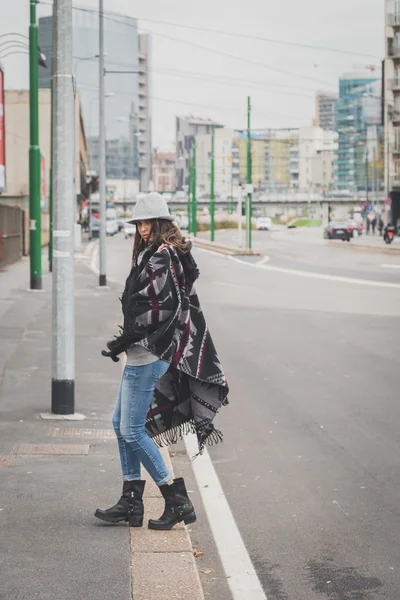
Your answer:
[101,349,120,362]
[101,339,120,362]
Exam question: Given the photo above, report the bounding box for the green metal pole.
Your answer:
[210,124,215,241]
[187,149,192,234]
[192,139,197,237]
[246,96,252,250]
[49,73,53,272]
[29,0,42,289]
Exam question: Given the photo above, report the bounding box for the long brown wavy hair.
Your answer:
[131,219,190,266]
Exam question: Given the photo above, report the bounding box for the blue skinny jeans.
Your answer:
[112,361,171,486]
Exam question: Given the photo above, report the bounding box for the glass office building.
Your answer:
[39,8,140,179]
[334,71,382,192]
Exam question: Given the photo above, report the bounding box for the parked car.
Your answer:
[90,215,100,239]
[106,218,118,236]
[347,219,363,237]
[256,217,272,231]
[324,222,352,241]
[124,221,135,239]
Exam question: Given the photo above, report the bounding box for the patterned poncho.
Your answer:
[104,243,229,454]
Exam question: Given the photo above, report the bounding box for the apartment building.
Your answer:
[138,34,152,192]
[196,128,234,199]
[313,91,338,130]
[152,150,176,192]
[176,116,224,190]
[298,126,337,191]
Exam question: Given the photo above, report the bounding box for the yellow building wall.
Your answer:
[236,138,265,188]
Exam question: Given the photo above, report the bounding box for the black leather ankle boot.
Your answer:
[95,480,145,527]
[148,478,196,530]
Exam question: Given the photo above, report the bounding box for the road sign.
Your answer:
[385,197,392,206]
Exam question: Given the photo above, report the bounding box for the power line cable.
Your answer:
[39,1,340,88]
[40,1,380,60]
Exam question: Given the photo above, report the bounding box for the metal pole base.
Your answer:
[30,277,43,290]
[99,274,107,286]
[51,379,75,415]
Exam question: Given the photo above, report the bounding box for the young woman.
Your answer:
[95,192,229,530]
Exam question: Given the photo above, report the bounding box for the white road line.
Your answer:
[381,263,400,269]
[262,264,400,289]
[185,433,267,600]
[222,254,400,290]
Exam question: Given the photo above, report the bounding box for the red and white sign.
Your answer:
[0,67,5,193]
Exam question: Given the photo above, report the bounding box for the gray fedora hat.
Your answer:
[128,192,174,224]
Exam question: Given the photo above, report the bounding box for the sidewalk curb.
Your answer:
[193,238,260,256]
[328,240,400,255]
[130,450,205,600]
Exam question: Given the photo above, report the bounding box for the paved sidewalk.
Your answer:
[0,250,204,600]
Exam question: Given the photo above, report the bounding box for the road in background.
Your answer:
[106,233,400,599]
[203,228,400,285]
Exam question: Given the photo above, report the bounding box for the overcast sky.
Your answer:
[1,0,384,149]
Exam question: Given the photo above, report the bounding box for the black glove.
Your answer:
[101,339,121,362]
[101,349,120,362]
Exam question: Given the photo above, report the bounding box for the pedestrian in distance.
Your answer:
[371,216,377,235]
[366,210,376,235]
[95,193,229,530]
[378,216,384,236]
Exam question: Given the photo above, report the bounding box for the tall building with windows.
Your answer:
[138,34,152,192]
[334,70,382,192]
[152,150,176,192]
[313,91,338,130]
[298,126,337,191]
[196,129,234,199]
[175,116,224,190]
[385,0,400,224]
[38,9,149,186]
[265,131,299,190]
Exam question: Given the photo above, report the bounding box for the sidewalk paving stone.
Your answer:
[0,247,205,600]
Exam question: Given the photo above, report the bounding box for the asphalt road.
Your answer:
[202,227,400,285]
[105,232,400,600]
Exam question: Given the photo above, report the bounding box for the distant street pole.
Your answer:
[365,145,369,203]
[51,0,75,414]
[187,150,192,234]
[246,96,252,250]
[228,174,234,215]
[192,139,197,237]
[98,0,107,286]
[49,91,54,272]
[210,124,215,241]
[49,47,55,272]
[29,0,42,289]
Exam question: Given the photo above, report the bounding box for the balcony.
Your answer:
[389,44,400,59]
[392,113,400,125]
[389,78,400,92]
[392,177,400,188]
[388,11,400,27]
